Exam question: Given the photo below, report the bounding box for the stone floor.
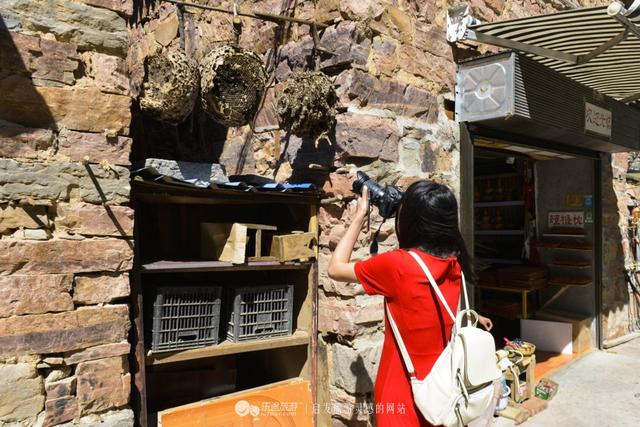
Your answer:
[492,337,640,427]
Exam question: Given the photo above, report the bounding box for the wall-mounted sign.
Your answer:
[584,195,593,208]
[585,210,593,224]
[585,102,612,138]
[566,194,583,208]
[548,211,585,229]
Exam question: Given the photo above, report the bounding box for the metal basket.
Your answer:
[139,50,200,124]
[199,46,267,127]
[276,71,336,136]
[227,285,294,342]
[148,286,222,352]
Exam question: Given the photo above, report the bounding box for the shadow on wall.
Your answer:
[600,156,632,341]
[0,17,55,130]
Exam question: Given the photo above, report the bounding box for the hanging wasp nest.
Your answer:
[276,71,336,137]
[199,46,267,127]
[138,50,199,124]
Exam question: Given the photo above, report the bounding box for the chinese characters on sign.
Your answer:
[584,102,612,138]
[548,211,585,229]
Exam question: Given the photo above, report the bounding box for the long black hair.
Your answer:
[395,180,474,282]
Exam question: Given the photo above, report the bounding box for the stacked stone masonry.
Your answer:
[0,0,634,426]
[0,0,133,425]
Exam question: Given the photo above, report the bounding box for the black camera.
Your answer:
[352,171,404,219]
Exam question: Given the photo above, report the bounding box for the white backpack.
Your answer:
[385,251,501,427]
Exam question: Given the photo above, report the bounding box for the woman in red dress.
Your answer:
[328,180,493,426]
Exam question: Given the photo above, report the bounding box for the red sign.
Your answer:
[548,211,584,228]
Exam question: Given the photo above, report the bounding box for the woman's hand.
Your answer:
[478,315,493,331]
[355,186,369,221]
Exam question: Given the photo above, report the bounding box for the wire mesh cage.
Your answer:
[139,50,200,124]
[148,286,222,352]
[276,71,336,136]
[227,285,294,342]
[199,46,267,127]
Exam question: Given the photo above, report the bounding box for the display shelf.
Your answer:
[475,172,520,179]
[551,261,591,269]
[542,233,586,238]
[548,279,592,287]
[141,259,313,273]
[478,258,523,265]
[475,201,525,208]
[146,330,310,366]
[476,229,525,235]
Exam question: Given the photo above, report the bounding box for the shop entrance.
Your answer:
[470,136,600,378]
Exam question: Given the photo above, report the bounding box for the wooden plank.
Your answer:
[270,232,317,262]
[201,223,278,263]
[158,378,314,427]
[141,260,312,273]
[146,330,310,365]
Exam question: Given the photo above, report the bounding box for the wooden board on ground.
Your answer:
[158,378,313,427]
[270,232,317,262]
[201,223,277,264]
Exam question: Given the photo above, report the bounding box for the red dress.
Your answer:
[354,249,462,427]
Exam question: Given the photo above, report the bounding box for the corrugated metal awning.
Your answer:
[448,2,640,104]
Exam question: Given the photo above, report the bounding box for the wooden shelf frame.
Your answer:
[475,201,525,207]
[146,330,311,366]
[130,183,320,427]
[141,260,313,273]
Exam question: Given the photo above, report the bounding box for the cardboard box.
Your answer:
[520,319,573,354]
[535,309,592,354]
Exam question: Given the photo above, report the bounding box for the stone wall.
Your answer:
[0,1,134,426]
[125,0,633,425]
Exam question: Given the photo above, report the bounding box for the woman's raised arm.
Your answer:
[328,187,369,282]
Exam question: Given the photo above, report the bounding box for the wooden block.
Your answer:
[270,232,317,262]
[496,401,530,425]
[536,309,593,354]
[159,378,313,427]
[201,223,277,264]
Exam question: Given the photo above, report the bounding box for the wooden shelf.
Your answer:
[146,330,310,365]
[141,260,313,273]
[542,233,586,238]
[133,179,319,206]
[476,229,525,235]
[475,173,521,179]
[475,201,525,207]
[551,261,591,269]
[478,258,523,265]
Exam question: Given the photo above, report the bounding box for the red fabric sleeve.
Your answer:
[354,251,398,298]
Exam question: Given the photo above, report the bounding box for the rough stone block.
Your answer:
[64,342,130,365]
[0,159,130,205]
[45,376,76,400]
[56,408,134,427]
[142,158,229,183]
[319,22,371,71]
[74,273,130,304]
[0,31,79,86]
[1,0,128,55]
[0,274,73,318]
[76,356,130,415]
[0,362,44,423]
[13,228,51,240]
[82,52,129,95]
[334,113,400,162]
[43,396,79,426]
[0,239,133,275]
[57,130,132,166]
[0,204,48,234]
[331,335,382,393]
[0,76,131,134]
[0,123,54,159]
[55,203,133,237]
[80,0,133,17]
[0,305,130,358]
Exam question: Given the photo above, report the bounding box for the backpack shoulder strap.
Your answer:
[385,302,417,379]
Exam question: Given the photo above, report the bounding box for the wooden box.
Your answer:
[535,309,592,354]
[200,223,277,263]
[270,232,317,262]
[505,355,536,403]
